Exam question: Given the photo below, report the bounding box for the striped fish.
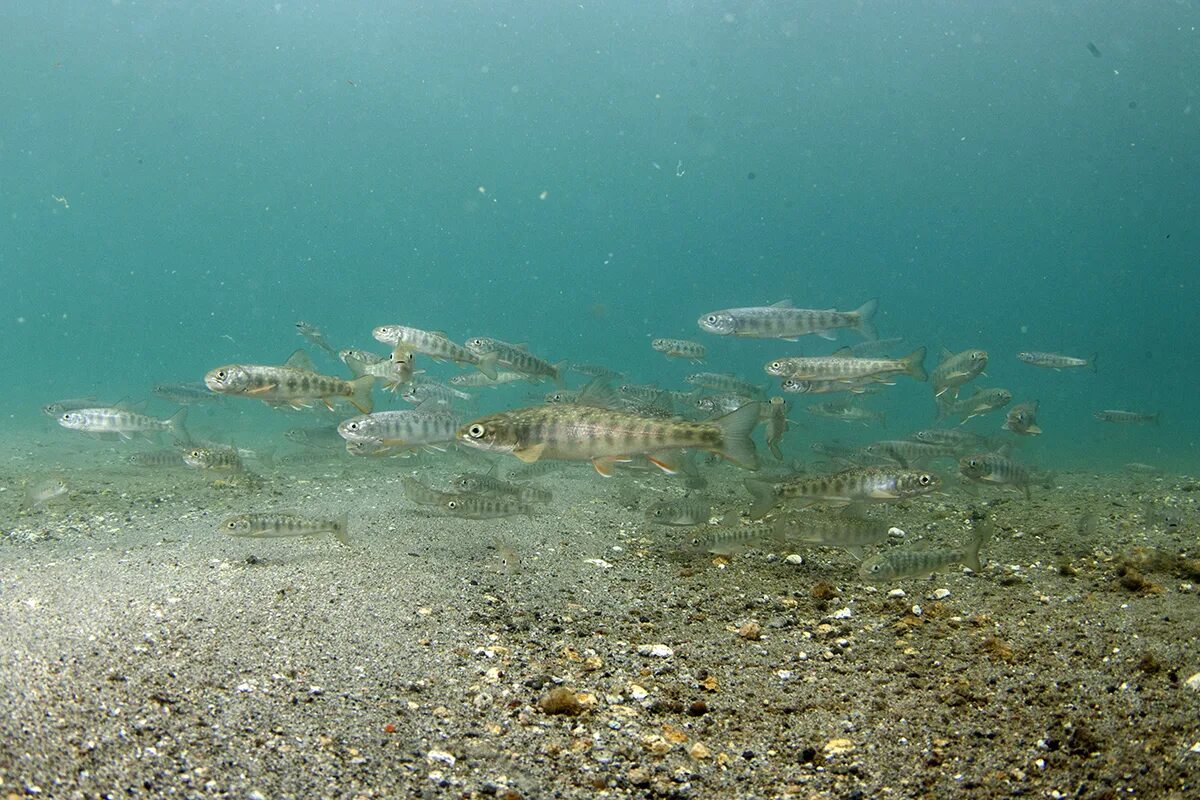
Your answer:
[205,350,373,413]
[458,388,760,476]
[464,337,562,384]
[1094,409,1158,425]
[698,299,878,341]
[936,387,1011,424]
[337,407,458,450]
[959,453,1035,499]
[931,349,988,398]
[58,406,187,441]
[1003,401,1042,436]
[685,372,763,397]
[644,497,715,527]
[1017,351,1096,372]
[772,513,890,557]
[372,325,497,379]
[651,338,707,363]
[745,467,939,518]
[859,523,991,582]
[218,512,349,545]
[443,494,539,519]
[766,348,926,383]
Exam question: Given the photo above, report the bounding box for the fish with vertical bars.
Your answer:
[205,350,373,413]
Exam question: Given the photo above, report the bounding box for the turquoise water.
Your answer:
[3,2,1197,468]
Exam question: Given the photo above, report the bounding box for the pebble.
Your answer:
[929,588,951,600]
[638,643,674,658]
[1185,672,1200,691]
[628,684,649,701]
[427,749,456,767]
[785,554,803,565]
[887,589,906,598]
[831,607,852,620]
[688,742,712,759]
[823,738,854,756]
[888,526,905,537]
[738,621,762,640]
[911,605,923,617]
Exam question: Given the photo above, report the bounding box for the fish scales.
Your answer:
[766,348,926,383]
[698,299,877,340]
[652,338,707,362]
[205,351,373,414]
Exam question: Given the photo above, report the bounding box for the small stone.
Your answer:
[688,742,712,759]
[911,605,923,617]
[887,589,906,598]
[426,749,456,767]
[686,700,708,716]
[628,684,649,701]
[738,621,762,640]
[785,554,804,565]
[1185,672,1200,691]
[888,526,905,537]
[929,588,951,600]
[538,687,586,716]
[628,767,651,787]
[235,682,254,693]
[831,607,852,620]
[823,738,854,756]
[638,643,674,658]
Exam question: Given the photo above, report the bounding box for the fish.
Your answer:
[765,347,927,383]
[402,477,452,506]
[1094,410,1159,425]
[930,349,988,398]
[698,299,878,341]
[936,387,1012,424]
[958,452,1036,499]
[338,348,386,366]
[845,337,905,356]
[127,450,188,467]
[764,397,789,461]
[566,362,624,380]
[858,522,991,582]
[862,440,958,467]
[644,497,715,526]
[1003,401,1042,436]
[780,377,882,395]
[694,393,757,416]
[342,348,415,392]
[183,445,245,472]
[450,370,534,387]
[23,479,68,510]
[651,338,707,362]
[805,402,886,426]
[457,385,760,476]
[680,527,786,557]
[152,382,221,405]
[504,460,567,482]
[58,406,187,441]
[450,472,553,503]
[544,389,581,404]
[283,426,345,450]
[42,397,100,417]
[401,378,473,406]
[772,512,890,556]
[909,428,992,451]
[1017,351,1096,372]
[204,350,374,414]
[685,372,763,397]
[745,467,940,518]
[372,325,498,379]
[464,337,563,384]
[1123,462,1162,474]
[443,494,540,519]
[296,321,337,356]
[337,406,459,450]
[218,512,350,545]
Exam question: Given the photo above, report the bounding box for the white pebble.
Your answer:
[831,607,853,620]
[887,589,906,598]
[426,749,456,767]
[584,558,612,569]
[785,554,804,565]
[638,643,674,658]
[888,526,905,537]
[236,682,254,693]
[628,684,649,700]
[1185,672,1200,691]
[911,605,923,617]
[929,588,951,600]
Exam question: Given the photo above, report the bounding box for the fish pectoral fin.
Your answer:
[512,443,547,464]
[646,454,679,475]
[817,331,837,341]
[591,455,629,477]
[322,399,336,412]
[380,438,408,447]
[247,384,278,396]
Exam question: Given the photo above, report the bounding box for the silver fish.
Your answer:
[766,348,926,384]
[337,407,459,450]
[205,350,373,414]
[58,406,187,441]
[651,338,707,362]
[745,467,940,518]
[698,299,878,341]
[644,497,715,526]
[1094,410,1159,425]
[373,325,498,379]
[152,383,221,405]
[219,512,349,545]
[935,388,1012,424]
[1017,351,1096,371]
[931,349,988,398]
[23,479,68,510]
[1003,401,1042,436]
[296,321,337,356]
[858,522,991,582]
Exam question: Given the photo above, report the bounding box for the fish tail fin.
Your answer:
[476,352,499,380]
[964,518,992,572]
[854,298,878,340]
[744,478,777,519]
[334,514,351,546]
[903,347,927,381]
[344,354,368,377]
[1089,352,1098,373]
[768,441,784,461]
[349,376,374,414]
[167,408,188,440]
[712,402,760,470]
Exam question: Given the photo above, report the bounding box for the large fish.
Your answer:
[204,350,373,414]
[698,299,877,341]
[457,386,760,476]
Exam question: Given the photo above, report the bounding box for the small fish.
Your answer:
[127,450,187,467]
[745,467,939,518]
[219,512,349,545]
[544,389,581,404]
[505,460,567,482]
[58,406,187,441]
[295,321,337,356]
[698,299,878,341]
[566,362,624,380]
[464,337,562,384]
[958,453,1035,499]
[862,439,958,467]
[845,337,905,357]
[694,393,757,416]
[1003,401,1042,436]
[450,473,553,504]
[858,522,991,582]
[1017,351,1096,372]
[931,349,988,398]
[342,348,415,392]
[402,476,452,506]
[651,338,707,362]
[1086,41,1102,58]
[1123,462,1161,474]
[772,512,890,556]
[766,348,927,384]
[152,382,221,405]
[909,428,991,452]
[680,527,786,557]
[458,383,760,476]
[443,494,539,519]
[685,372,762,397]
[805,402,886,426]
[373,325,498,379]
[337,407,459,450]
[23,479,68,510]
[1094,410,1159,425]
[205,350,373,413]
[764,397,789,461]
[183,445,245,472]
[401,378,473,405]
[644,497,715,526]
[283,426,345,450]
[42,397,100,417]
[450,370,533,387]
[781,377,882,395]
[936,387,1012,424]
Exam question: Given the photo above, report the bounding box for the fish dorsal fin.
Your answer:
[430,330,449,339]
[577,378,621,409]
[939,347,954,362]
[113,397,147,413]
[284,349,315,371]
[993,443,1013,459]
[832,346,854,357]
[512,342,529,350]
[770,299,793,308]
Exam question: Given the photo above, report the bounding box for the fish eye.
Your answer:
[447,500,458,509]
[347,422,359,431]
[771,362,782,371]
[706,315,718,324]
[468,424,485,439]
[653,509,663,517]
[968,459,979,468]
[919,474,932,486]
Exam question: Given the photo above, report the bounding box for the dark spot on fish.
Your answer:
[747,171,756,180]
[1087,42,1101,58]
